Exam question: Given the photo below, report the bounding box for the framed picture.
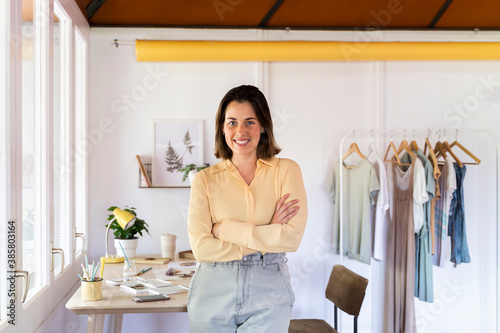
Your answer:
[152,120,204,187]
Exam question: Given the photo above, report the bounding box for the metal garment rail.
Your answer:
[337,128,499,332]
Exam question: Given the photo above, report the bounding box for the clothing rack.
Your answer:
[337,128,499,332]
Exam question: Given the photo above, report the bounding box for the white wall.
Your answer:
[42,27,500,332]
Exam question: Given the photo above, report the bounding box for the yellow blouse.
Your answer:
[188,157,308,263]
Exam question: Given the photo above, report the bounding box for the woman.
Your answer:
[187,85,308,332]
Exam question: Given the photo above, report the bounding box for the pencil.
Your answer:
[92,261,100,281]
[100,258,105,280]
[90,261,95,281]
[81,263,89,281]
[136,267,152,276]
[118,242,132,269]
[85,253,89,274]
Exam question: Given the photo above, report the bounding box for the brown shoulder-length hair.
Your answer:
[214,85,281,160]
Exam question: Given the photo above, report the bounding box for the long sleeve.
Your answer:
[187,171,256,263]
[218,159,308,253]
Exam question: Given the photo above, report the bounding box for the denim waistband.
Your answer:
[202,252,286,267]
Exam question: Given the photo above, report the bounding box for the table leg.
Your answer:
[87,314,105,333]
[110,313,124,332]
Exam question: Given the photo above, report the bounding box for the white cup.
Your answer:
[161,233,177,260]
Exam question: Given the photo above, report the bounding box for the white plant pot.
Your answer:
[188,170,198,183]
[114,238,138,259]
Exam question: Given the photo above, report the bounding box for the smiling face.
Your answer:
[223,101,263,160]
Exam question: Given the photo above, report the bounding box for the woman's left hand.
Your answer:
[212,222,222,239]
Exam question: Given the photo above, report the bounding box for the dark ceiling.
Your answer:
[75,0,500,30]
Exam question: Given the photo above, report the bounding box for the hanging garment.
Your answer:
[384,160,417,333]
[414,150,436,302]
[400,150,435,302]
[430,199,437,255]
[448,164,471,265]
[433,156,457,267]
[386,158,428,232]
[429,153,441,256]
[367,146,390,261]
[398,151,431,234]
[327,159,379,264]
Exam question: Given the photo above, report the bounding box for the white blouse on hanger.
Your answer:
[367,142,390,261]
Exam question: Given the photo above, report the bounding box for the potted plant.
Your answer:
[106,205,150,259]
[178,163,209,183]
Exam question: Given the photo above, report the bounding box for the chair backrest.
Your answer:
[325,265,368,317]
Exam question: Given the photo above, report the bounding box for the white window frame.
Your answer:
[0,0,89,331]
[74,26,88,257]
[53,0,73,275]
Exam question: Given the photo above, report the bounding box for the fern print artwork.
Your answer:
[153,120,204,187]
[164,129,194,173]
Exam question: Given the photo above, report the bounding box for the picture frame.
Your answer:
[152,120,204,187]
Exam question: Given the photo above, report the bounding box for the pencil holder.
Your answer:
[81,279,102,301]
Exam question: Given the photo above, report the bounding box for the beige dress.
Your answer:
[384,161,417,333]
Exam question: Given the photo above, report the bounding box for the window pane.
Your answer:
[53,6,72,272]
[74,30,87,255]
[22,0,41,292]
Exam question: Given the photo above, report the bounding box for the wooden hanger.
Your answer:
[393,131,415,166]
[433,130,447,164]
[434,141,447,159]
[383,131,402,165]
[409,130,419,151]
[423,130,441,183]
[343,142,365,161]
[449,130,481,166]
[342,132,365,169]
[423,129,431,154]
[443,141,463,167]
[435,130,463,167]
[425,137,438,169]
[395,139,415,166]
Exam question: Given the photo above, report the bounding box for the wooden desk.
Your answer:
[66,260,192,333]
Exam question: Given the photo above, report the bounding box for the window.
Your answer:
[0,0,89,330]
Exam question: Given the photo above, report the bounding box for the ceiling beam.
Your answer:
[259,0,286,27]
[429,0,454,28]
[86,0,108,21]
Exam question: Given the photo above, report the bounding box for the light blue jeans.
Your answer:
[187,252,294,333]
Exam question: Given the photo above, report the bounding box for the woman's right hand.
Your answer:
[270,193,300,225]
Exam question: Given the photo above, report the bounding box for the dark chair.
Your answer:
[289,265,369,333]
